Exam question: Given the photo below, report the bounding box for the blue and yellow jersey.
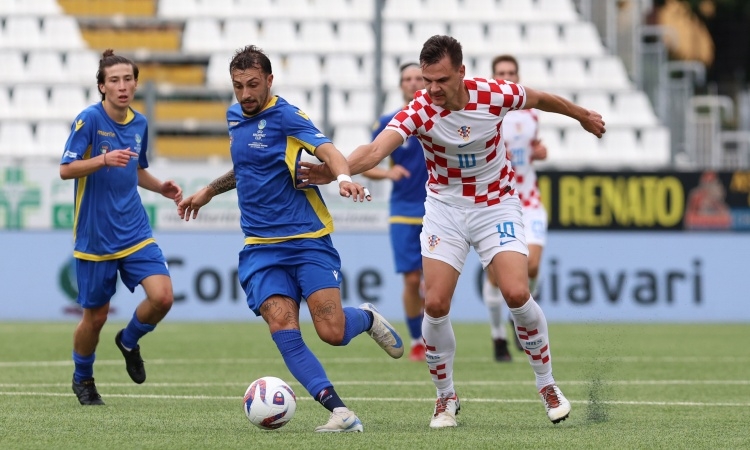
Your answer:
[372,108,428,224]
[228,96,334,245]
[61,102,153,261]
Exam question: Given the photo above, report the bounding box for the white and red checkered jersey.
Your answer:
[386,78,526,207]
[502,109,542,209]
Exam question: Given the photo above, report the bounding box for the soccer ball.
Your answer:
[243,376,297,430]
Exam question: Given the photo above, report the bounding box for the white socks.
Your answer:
[483,276,507,340]
[422,313,456,397]
[509,297,555,389]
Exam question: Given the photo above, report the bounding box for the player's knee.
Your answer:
[318,326,345,346]
[148,286,174,311]
[84,308,109,331]
[424,296,450,318]
[502,285,530,308]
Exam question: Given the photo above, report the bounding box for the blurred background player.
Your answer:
[362,62,428,362]
[60,50,183,405]
[177,45,404,432]
[484,54,549,362]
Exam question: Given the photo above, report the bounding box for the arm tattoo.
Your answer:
[208,169,236,195]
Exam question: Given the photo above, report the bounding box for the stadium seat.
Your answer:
[330,89,376,125]
[382,89,406,115]
[524,23,563,56]
[576,91,615,120]
[382,22,414,55]
[222,19,261,51]
[497,0,535,22]
[0,50,26,83]
[451,23,489,57]
[2,0,61,16]
[234,0,276,18]
[332,125,372,156]
[158,0,199,18]
[599,127,640,165]
[0,88,10,119]
[534,0,579,22]
[548,57,590,89]
[297,21,337,54]
[562,22,605,56]
[64,50,101,84]
[382,0,422,21]
[412,22,448,46]
[273,0,314,20]
[422,0,460,21]
[336,21,375,53]
[281,54,323,88]
[195,0,235,18]
[49,86,89,121]
[460,0,500,21]
[487,23,524,55]
[641,126,671,165]
[205,53,234,88]
[322,54,370,88]
[362,54,401,89]
[10,85,50,120]
[536,126,564,161]
[42,16,85,50]
[589,56,632,89]
[562,126,600,165]
[2,17,44,50]
[35,121,71,158]
[25,51,67,83]
[515,57,550,88]
[0,121,38,157]
[259,19,299,53]
[87,86,102,105]
[182,18,225,53]
[611,91,658,126]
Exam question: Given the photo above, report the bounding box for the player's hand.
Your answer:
[177,187,213,221]
[387,165,410,181]
[530,139,547,161]
[296,161,335,187]
[104,148,138,168]
[580,110,606,138]
[339,180,372,202]
[161,180,183,204]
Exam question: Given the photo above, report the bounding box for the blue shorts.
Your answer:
[75,243,169,309]
[238,236,342,316]
[389,223,423,274]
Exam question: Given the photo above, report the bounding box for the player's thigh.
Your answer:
[75,258,118,308]
[421,256,460,317]
[488,251,529,306]
[527,244,543,274]
[390,222,423,274]
[306,287,345,342]
[119,244,170,294]
[297,247,345,337]
[420,197,471,273]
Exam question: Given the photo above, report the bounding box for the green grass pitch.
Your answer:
[1,321,749,449]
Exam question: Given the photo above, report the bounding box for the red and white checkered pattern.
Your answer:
[386,78,526,207]
[517,326,550,364]
[503,109,542,210]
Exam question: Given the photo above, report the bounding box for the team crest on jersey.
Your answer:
[99,141,111,154]
[457,125,471,141]
[427,234,440,251]
[258,119,267,130]
[134,133,142,153]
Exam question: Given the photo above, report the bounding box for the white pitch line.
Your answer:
[0,391,748,407]
[2,355,750,368]
[1,380,749,389]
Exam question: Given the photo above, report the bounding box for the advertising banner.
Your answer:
[1,231,748,322]
[538,170,750,231]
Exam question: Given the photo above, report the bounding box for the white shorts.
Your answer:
[420,195,528,273]
[523,206,548,247]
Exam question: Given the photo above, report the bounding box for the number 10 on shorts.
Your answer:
[496,222,516,245]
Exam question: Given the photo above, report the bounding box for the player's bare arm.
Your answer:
[530,139,548,161]
[313,143,369,202]
[362,164,410,181]
[524,87,606,138]
[177,169,235,221]
[137,168,183,204]
[298,129,403,186]
[59,148,138,180]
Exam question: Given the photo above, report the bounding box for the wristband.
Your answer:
[336,174,352,185]
[103,152,108,166]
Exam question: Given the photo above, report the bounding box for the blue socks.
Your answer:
[73,351,95,383]
[121,312,155,350]
[341,307,372,345]
[406,314,423,340]
[272,329,331,398]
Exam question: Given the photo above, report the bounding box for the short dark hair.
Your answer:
[491,54,519,74]
[399,61,419,83]
[96,49,138,101]
[230,45,272,75]
[419,35,463,69]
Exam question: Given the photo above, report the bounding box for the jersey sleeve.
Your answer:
[138,123,149,169]
[494,80,527,112]
[284,107,331,153]
[61,110,94,164]
[385,93,430,144]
